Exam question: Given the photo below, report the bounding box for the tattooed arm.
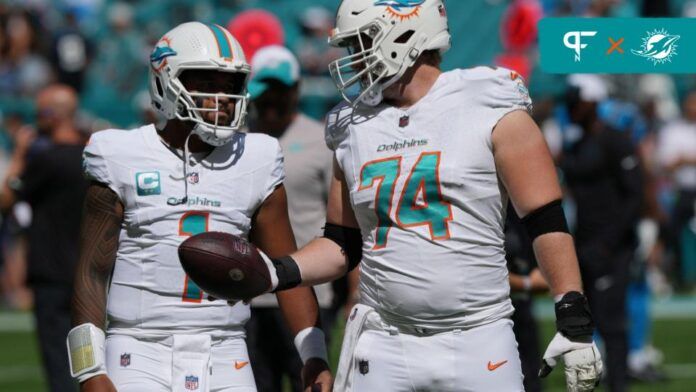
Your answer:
[72,182,123,327]
[71,182,122,391]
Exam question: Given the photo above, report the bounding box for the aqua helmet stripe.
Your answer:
[208,24,233,59]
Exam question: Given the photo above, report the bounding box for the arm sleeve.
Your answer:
[83,135,122,200]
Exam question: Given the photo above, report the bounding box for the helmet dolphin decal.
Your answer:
[329,0,450,106]
[374,0,426,11]
[150,46,178,64]
[148,22,251,146]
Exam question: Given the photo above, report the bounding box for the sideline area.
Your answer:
[1,297,695,391]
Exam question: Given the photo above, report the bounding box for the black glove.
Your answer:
[555,291,594,339]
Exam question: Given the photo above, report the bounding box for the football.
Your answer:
[178,231,272,300]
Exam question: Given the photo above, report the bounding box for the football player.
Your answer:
[67,22,331,392]
[242,1,604,391]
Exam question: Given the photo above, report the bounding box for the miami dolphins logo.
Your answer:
[375,0,426,21]
[150,37,177,72]
[631,29,680,65]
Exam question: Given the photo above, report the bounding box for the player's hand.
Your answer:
[80,374,117,392]
[539,291,603,391]
[301,358,333,392]
[539,332,603,391]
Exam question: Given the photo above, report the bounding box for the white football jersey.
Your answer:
[84,124,284,338]
[326,67,532,331]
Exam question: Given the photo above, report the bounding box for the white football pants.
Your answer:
[105,334,256,392]
[336,305,524,392]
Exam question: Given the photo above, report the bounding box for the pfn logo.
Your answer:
[563,31,597,62]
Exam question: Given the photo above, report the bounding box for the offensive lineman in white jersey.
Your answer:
[226,1,604,391]
[67,22,331,392]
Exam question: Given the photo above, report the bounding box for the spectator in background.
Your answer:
[0,112,33,312]
[657,89,696,290]
[560,75,644,392]
[79,1,146,126]
[92,2,144,96]
[294,6,343,120]
[245,46,334,392]
[597,95,669,382]
[50,8,93,93]
[0,9,53,98]
[0,84,88,392]
[295,6,338,76]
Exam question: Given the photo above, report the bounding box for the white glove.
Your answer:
[540,332,603,392]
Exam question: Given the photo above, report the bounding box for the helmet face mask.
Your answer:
[329,21,392,106]
[328,0,451,107]
[172,69,249,146]
[149,22,251,146]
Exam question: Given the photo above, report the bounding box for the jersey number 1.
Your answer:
[179,212,209,302]
[360,152,452,249]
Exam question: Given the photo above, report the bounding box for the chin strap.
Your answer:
[167,132,193,206]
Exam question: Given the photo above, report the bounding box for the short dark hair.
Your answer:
[420,50,442,67]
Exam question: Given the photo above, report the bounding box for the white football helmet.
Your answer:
[328,0,451,106]
[149,22,250,146]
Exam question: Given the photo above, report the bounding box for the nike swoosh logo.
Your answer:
[235,361,249,370]
[487,360,508,371]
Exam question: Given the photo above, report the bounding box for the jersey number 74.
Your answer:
[359,151,453,249]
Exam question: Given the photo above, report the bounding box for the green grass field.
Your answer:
[1,309,694,391]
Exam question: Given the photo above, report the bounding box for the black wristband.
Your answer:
[271,256,302,292]
[555,291,595,339]
[521,199,570,240]
[323,223,363,271]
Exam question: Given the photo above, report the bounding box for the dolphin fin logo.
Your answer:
[150,46,178,63]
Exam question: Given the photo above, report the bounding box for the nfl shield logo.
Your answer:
[399,115,410,128]
[185,375,199,390]
[187,172,199,184]
[120,353,130,367]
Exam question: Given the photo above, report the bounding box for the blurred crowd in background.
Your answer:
[0,0,694,390]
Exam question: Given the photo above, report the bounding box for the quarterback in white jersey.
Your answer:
[232,1,604,391]
[67,22,331,392]
[84,124,281,336]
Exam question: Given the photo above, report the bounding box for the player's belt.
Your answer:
[368,312,459,337]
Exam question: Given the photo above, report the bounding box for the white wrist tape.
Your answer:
[293,327,327,364]
[66,323,107,383]
[259,250,279,292]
